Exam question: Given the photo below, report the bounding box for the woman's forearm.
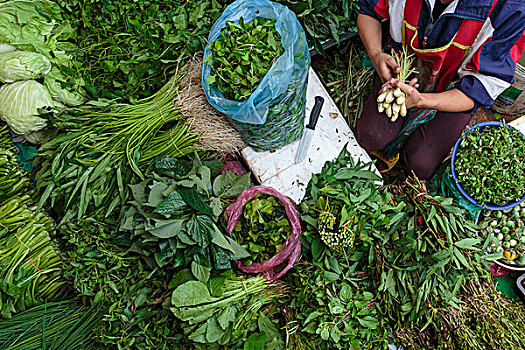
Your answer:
[417,88,475,112]
[357,14,383,59]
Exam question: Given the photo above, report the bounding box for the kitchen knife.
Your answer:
[295,96,325,163]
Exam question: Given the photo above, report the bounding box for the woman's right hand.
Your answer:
[369,49,401,83]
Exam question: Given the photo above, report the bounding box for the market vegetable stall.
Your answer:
[0,0,524,349]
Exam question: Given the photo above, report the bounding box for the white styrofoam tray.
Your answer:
[242,67,381,204]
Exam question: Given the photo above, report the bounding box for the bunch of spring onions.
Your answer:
[0,194,66,318]
[0,301,104,350]
[0,128,66,317]
[37,70,199,222]
[377,47,418,122]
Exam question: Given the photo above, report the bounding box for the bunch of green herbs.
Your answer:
[36,72,198,223]
[206,17,284,101]
[300,149,491,331]
[58,0,230,100]
[0,195,67,318]
[283,235,390,350]
[58,216,187,349]
[455,125,525,206]
[0,135,67,318]
[233,194,291,265]
[276,0,360,53]
[170,271,286,348]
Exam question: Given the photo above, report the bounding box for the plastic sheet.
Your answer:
[202,0,310,151]
[430,162,482,220]
[225,186,301,280]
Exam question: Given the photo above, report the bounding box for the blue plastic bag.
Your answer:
[202,0,310,151]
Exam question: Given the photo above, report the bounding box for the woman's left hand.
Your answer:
[379,77,421,109]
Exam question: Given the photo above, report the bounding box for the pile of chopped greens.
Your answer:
[233,194,291,265]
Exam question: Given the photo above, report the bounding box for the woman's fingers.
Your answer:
[379,78,397,94]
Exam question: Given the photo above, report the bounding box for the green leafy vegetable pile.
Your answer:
[300,150,489,332]
[277,0,359,52]
[207,17,284,101]
[455,125,525,206]
[284,240,390,349]
[58,0,230,100]
[120,156,251,270]
[57,0,362,100]
[170,271,286,348]
[59,217,187,349]
[233,194,291,265]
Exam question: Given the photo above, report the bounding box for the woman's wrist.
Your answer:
[416,93,432,109]
[415,90,475,112]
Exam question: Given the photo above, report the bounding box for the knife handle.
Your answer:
[307,96,325,130]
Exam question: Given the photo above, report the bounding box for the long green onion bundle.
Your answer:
[37,71,199,222]
[0,195,66,318]
[0,129,66,317]
[0,300,104,350]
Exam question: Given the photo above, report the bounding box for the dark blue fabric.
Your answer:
[485,0,525,84]
[358,0,386,21]
[455,75,488,109]
[456,0,525,108]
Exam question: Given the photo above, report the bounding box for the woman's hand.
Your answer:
[379,78,421,109]
[392,79,421,109]
[369,50,401,83]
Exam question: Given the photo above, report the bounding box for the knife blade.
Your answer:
[295,96,325,163]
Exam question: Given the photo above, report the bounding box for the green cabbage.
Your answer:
[0,44,16,54]
[0,51,51,83]
[0,0,86,107]
[44,67,86,106]
[0,0,60,55]
[0,80,53,136]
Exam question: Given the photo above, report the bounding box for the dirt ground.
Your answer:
[470,107,522,126]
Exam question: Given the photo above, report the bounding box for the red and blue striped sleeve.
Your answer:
[358,0,389,21]
[456,1,525,110]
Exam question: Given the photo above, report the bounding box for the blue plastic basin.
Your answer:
[450,121,525,211]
